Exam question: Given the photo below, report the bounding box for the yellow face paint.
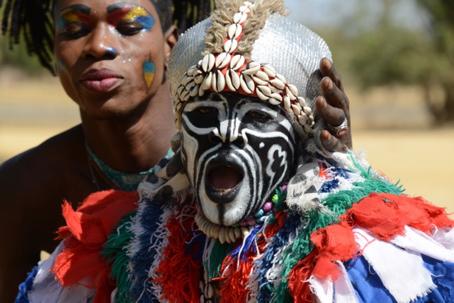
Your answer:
[143,60,156,88]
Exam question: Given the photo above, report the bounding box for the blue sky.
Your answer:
[285,0,427,30]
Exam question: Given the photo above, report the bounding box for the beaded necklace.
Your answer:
[86,145,174,191]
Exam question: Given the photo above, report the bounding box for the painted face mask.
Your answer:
[181,92,296,226]
[166,0,332,240]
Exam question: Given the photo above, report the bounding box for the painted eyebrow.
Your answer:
[106,2,151,14]
[58,4,91,16]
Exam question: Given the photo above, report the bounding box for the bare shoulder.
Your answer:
[0,124,85,199]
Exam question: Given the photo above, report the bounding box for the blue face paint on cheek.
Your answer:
[143,60,156,88]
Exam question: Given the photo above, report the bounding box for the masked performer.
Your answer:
[0,0,350,300]
[16,0,454,302]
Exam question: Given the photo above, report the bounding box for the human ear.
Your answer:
[164,25,178,62]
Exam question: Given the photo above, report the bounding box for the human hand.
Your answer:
[315,58,352,152]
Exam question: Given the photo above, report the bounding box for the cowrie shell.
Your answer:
[285,86,297,101]
[287,84,299,98]
[224,39,238,53]
[270,78,285,90]
[262,64,276,78]
[270,93,283,101]
[234,227,241,240]
[257,85,272,97]
[256,85,270,101]
[215,52,231,69]
[233,12,247,24]
[304,106,312,114]
[228,24,242,39]
[255,70,269,82]
[230,54,245,71]
[202,54,215,72]
[283,95,291,111]
[201,72,213,90]
[207,284,214,298]
[252,75,268,86]
[227,229,236,243]
[211,71,217,91]
[239,5,251,13]
[268,98,281,105]
[297,96,306,107]
[226,69,240,91]
[230,70,241,90]
[214,70,226,92]
[219,229,226,244]
[291,104,301,116]
[240,74,255,94]
[298,114,308,125]
[242,62,260,75]
[276,73,287,83]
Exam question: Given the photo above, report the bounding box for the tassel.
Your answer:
[153,214,202,303]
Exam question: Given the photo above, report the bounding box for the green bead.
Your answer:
[272,194,279,203]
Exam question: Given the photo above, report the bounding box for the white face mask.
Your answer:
[181,92,297,226]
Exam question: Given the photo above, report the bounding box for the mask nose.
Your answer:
[209,118,246,147]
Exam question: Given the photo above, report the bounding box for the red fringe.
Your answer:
[217,211,286,303]
[344,193,454,241]
[153,213,202,303]
[218,255,255,303]
[52,190,138,303]
[289,193,454,302]
[310,222,358,280]
[288,251,318,303]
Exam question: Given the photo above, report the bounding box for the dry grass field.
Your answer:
[1,72,453,212]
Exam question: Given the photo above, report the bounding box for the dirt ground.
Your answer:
[1,73,453,212]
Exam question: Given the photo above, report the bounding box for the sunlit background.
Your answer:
[1,0,453,211]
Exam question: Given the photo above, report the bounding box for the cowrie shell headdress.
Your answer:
[168,0,332,136]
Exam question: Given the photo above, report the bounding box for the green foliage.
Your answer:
[350,25,436,89]
[346,0,454,123]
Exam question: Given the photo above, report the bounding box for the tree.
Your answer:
[350,0,454,124]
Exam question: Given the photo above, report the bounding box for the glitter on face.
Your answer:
[107,3,155,32]
[143,60,156,88]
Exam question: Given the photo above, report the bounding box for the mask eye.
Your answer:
[244,110,273,124]
[184,106,219,128]
[195,106,218,115]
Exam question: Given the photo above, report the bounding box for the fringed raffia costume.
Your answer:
[17,1,454,303]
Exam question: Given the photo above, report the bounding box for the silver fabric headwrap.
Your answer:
[168,13,332,136]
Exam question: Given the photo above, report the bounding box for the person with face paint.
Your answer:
[15,0,454,302]
[0,0,353,302]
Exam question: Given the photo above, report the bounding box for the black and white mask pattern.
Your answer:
[181,93,296,226]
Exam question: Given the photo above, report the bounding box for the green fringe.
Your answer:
[206,241,233,280]
[272,161,403,302]
[102,212,136,303]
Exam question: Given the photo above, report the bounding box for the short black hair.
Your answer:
[1,0,214,73]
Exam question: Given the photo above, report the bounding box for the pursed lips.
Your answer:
[79,68,124,93]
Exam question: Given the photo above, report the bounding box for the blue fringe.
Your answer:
[129,198,164,303]
[15,266,38,303]
[256,214,301,303]
[230,225,261,261]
